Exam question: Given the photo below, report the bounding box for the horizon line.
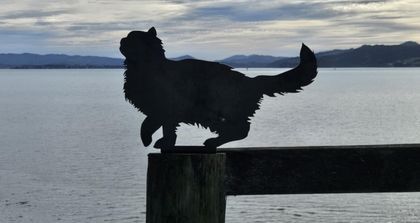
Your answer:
[0,40,418,61]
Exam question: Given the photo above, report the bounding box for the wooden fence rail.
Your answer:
[146,144,420,223]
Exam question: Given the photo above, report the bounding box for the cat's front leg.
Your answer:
[141,116,161,147]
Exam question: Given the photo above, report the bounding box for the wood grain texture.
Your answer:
[222,144,420,195]
[146,153,226,223]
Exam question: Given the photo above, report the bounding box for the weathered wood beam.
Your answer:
[220,144,420,195]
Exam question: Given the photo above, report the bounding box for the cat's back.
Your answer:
[165,58,246,80]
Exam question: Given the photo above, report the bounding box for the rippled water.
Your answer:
[1,68,420,222]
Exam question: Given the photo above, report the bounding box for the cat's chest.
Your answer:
[124,74,168,108]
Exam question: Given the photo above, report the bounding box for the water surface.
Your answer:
[1,68,420,222]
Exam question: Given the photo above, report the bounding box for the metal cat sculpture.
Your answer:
[120,27,317,150]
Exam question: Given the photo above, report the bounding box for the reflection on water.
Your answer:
[1,68,420,222]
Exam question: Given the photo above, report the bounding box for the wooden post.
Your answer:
[146,153,226,223]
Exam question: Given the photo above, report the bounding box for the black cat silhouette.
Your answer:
[120,27,317,150]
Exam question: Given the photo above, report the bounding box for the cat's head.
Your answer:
[120,27,165,61]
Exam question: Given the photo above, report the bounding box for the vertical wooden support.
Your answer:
[146,153,226,223]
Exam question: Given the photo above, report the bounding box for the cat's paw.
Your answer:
[203,138,220,149]
[141,132,152,147]
[154,137,175,150]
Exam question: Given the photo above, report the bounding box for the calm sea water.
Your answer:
[1,68,420,222]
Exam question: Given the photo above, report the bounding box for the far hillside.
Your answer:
[2,41,420,68]
[270,41,420,68]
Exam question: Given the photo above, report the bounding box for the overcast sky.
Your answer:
[1,0,419,59]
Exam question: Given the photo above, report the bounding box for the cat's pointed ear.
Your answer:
[148,27,157,36]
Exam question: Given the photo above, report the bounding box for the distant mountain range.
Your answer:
[170,55,195,61]
[218,55,286,67]
[268,41,420,68]
[1,41,420,68]
[0,53,124,69]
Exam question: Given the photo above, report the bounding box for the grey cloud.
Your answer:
[65,21,152,33]
[181,2,342,22]
[338,20,419,32]
[0,9,72,20]
[175,0,401,22]
[348,0,391,3]
[325,0,392,4]
[368,15,405,20]
[0,28,53,38]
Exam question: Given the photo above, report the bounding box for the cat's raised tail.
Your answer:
[253,44,318,96]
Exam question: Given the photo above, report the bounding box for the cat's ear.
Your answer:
[148,27,157,36]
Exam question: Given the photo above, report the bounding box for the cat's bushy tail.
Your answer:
[253,44,317,96]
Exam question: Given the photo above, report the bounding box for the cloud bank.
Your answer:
[1,0,419,59]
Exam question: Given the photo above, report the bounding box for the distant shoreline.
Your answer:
[0,66,124,69]
[2,41,420,68]
[2,66,420,70]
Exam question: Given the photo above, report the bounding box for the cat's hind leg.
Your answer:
[154,122,178,150]
[204,121,250,148]
[141,116,161,147]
